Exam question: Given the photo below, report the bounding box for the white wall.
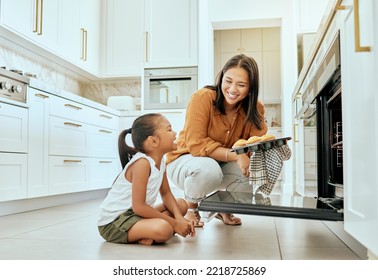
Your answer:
[198,0,299,193]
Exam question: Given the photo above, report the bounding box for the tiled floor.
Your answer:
[0,187,362,260]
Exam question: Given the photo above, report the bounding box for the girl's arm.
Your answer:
[130,159,193,237]
[159,172,185,219]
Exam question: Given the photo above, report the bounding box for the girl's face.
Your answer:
[156,117,177,152]
[221,66,250,108]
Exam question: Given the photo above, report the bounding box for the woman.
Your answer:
[166,54,268,226]
[98,113,195,245]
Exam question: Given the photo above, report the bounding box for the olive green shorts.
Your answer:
[98,209,143,244]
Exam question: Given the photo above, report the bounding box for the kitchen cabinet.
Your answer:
[0,102,28,201]
[27,88,50,198]
[104,0,144,77]
[47,93,120,195]
[58,0,101,74]
[339,0,378,256]
[1,0,59,52]
[0,0,101,76]
[144,0,198,68]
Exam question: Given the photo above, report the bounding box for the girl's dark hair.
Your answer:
[205,54,264,130]
[118,113,162,168]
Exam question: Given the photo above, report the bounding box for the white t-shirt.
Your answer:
[97,152,166,226]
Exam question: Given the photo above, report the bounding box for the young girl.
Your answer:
[98,113,195,245]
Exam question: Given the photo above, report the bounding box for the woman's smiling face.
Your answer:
[221,66,250,107]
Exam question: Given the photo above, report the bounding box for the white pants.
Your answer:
[166,154,246,203]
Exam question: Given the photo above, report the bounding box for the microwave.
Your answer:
[143,67,198,110]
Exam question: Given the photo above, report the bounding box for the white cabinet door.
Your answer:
[0,102,28,153]
[1,0,59,52]
[78,0,101,74]
[104,0,144,77]
[340,0,378,256]
[59,0,100,74]
[144,0,198,68]
[0,153,28,201]
[1,0,34,37]
[58,0,81,66]
[27,89,50,198]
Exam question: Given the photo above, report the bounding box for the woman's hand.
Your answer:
[236,153,250,177]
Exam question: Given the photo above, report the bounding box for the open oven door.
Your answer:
[198,190,343,222]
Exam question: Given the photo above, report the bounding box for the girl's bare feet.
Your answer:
[138,238,154,245]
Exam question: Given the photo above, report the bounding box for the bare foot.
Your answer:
[138,238,154,245]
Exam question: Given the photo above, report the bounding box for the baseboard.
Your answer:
[0,189,109,217]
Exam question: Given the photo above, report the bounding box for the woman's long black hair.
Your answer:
[205,54,264,130]
[118,113,162,169]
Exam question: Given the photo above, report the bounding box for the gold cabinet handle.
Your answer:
[353,0,371,52]
[64,103,82,110]
[80,28,88,60]
[38,0,43,35]
[64,122,82,127]
[63,159,82,163]
[35,93,49,99]
[99,129,112,134]
[99,160,112,164]
[99,114,112,119]
[80,28,85,60]
[294,124,299,142]
[33,0,39,32]
[83,29,88,61]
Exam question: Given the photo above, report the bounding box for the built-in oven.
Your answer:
[143,67,198,110]
[198,34,344,222]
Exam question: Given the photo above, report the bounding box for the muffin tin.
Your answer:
[231,137,292,154]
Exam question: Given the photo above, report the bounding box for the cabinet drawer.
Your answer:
[48,156,89,195]
[49,116,90,157]
[88,158,121,190]
[90,110,119,130]
[304,145,317,163]
[0,153,27,201]
[304,127,317,145]
[0,102,28,153]
[49,95,91,124]
[89,127,118,158]
[305,162,317,180]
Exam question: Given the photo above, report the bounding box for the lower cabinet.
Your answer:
[0,86,121,203]
[0,153,28,201]
[0,102,28,201]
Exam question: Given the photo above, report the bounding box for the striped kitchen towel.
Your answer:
[249,144,291,195]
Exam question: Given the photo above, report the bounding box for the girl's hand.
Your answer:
[236,153,250,177]
[174,220,196,237]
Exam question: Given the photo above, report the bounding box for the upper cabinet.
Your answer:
[59,0,101,75]
[1,0,59,52]
[0,0,101,76]
[103,0,144,77]
[144,0,198,68]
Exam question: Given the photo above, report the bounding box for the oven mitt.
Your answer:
[249,144,291,195]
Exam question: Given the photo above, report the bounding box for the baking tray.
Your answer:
[231,136,292,154]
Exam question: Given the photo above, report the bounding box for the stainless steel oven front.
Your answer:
[143,67,198,110]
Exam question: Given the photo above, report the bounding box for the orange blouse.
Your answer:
[166,88,268,164]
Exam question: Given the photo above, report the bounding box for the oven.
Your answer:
[0,67,28,104]
[143,67,197,110]
[198,34,344,222]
